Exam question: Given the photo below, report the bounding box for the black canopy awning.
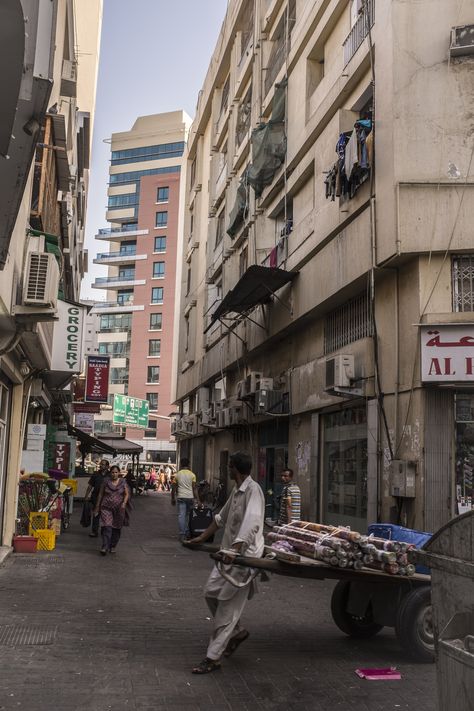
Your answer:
[98,436,143,455]
[67,425,117,456]
[210,264,297,327]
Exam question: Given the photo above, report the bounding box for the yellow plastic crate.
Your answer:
[61,478,77,494]
[34,529,56,551]
[28,512,49,536]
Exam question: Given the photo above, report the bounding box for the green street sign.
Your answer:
[113,394,149,429]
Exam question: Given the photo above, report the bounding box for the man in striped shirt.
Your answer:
[278,468,301,525]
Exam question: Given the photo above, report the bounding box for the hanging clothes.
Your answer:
[269,246,277,268]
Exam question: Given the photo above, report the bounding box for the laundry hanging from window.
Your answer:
[324,119,372,201]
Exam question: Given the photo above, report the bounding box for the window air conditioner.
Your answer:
[216,409,227,428]
[256,377,273,391]
[229,404,244,425]
[245,371,263,395]
[200,408,216,427]
[23,252,60,308]
[325,355,354,390]
[254,389,289,415]
[236,380,246,400]
[450,25,474,57]
[183,414,198,435]
[171,417,182,435]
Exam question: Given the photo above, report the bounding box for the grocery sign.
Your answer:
[85,355,110,403]
[113,394,149,429]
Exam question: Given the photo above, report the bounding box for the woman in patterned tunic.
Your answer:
[94,465,129,555]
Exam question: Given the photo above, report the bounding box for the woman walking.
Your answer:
[94,465,129,555]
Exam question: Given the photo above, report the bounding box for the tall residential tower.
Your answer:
[92,112,191,462]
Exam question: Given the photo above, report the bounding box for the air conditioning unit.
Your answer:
[450,25,474,57]
[214,399,227,414]
[23,253,59,307]
[256,377,273,391]
[236,380,246,400]
[200,408,216,427]
[198,387,210,412]
[183,414,198,435]
[254,389,289,415]
[229,404,247,425]
[216,409,228,428]
[171,417,184,435]
[223,408,231,427]
[245,371,263,395]
[325,355,354,390]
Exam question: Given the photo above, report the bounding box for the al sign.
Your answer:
[50,300,86,373]
[113,394,149,429]
[421,325,474,382]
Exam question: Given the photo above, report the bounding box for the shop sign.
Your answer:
[85,355,110,403]
[27,424,47,440]
[113,394,149,429]
[75,412,94,434]
[50,300,86,373]
[52,442,70,472]
[421,325,474,382]
[73,402,101,414]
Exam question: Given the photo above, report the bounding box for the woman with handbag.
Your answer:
[94,465,130,555]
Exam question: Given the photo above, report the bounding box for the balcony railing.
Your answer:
[94,275,136,284]
[343,0,374,67]
[94,300,135,309]
[96,249,137,259]
[98,225,139,234]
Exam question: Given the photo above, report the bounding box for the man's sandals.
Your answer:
[191,630,250,673]
[192,658,221,674]
[223,629,249,657]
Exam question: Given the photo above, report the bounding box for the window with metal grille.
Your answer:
[147,366,160,383]
[453,255,474,312]
[324,292,373,354]
[149,339,161,357]
[147,392,159,410]
[150,313,162,330]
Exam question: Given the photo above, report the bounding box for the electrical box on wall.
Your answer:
[390,460,416,498]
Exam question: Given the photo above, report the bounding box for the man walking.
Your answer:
[185,451,265,674]
[278,468,301,525]
[171,458,197,540]
[85,459,109,537]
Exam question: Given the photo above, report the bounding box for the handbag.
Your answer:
[189,505,214,542]
[80,500,92,528]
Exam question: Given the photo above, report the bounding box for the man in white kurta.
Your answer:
[185,451,265,674]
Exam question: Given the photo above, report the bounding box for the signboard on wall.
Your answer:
[421,325,474,382]
[113,394,149,429]
[74,412,94,434]
[85,355,110,403]
[50,300,86,373]
[52,442,70,472]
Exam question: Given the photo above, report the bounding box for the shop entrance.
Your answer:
[258,420,289,520]
[454,393,474,515]
[322,405,368,531]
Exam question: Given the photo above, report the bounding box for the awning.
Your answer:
[0,0,24,156]
[51,113,70,191]
[98,436,143,455]
[67,425,117,456]
[210,264,297,326]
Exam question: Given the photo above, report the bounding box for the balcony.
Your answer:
[343,0,374,67]
[91,275,146,290]
[95,226,148,241]
[60,59,77,98]
[93,249,148,266]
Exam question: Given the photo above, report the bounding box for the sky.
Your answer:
[81,0,229,299]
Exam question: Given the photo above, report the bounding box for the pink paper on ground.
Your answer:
[355,667,401,680]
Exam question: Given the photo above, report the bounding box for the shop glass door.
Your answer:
[454,394,474,515]
[322,406,367,532]
[0,383,10,541]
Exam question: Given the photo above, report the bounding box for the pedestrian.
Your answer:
[84,459,109,538]
[185,451,265,674]
[171,458,197,541]
[277,468,301,525]
[94,465,130,555]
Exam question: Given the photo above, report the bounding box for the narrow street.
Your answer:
[0,492,437,711]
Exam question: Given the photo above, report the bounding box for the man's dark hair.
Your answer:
[230,451,252,476]
[180,458,190,468]
[284,468,294,478]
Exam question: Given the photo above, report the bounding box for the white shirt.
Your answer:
[205,475,265,601]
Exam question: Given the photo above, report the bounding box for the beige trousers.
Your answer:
[205,586,250,661]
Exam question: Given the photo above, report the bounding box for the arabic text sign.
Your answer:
[85,355,110,403]
[113,394,149,429]
[421,326,474,382]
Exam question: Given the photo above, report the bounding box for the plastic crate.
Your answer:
[12,536,37,553]
[28,512,49,536]
[34,529,56,551]
[61,478,77,494]
[367,523,431,575]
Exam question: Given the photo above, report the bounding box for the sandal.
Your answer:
[191,658,221,674]
[223,630,249,657]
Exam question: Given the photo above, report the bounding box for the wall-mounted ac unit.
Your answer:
[23,252,59,308]
[245,371,263,395]
[254,389,289,415]
[256,377,273,391]
[223,408,231,427]
[214,399,227,414]
[216,409,229,428]
[325,355,354,390]
[450,25,474,57]
[229,404,244,425]
[171,417,184,435]
[236,380,246,400]
[200,408,216,427]
[183,414,198,435]
[198,387,210,412]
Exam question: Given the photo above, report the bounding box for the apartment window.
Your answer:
[190,157,197,187]
[118,267,135,279]
[110,367,128,384]
[154,236,166,253]
[157,186,169,203]
[151,287,164,304]
[185,315,190,352]
[149,313,162,330]
[149,339,161,357]
[98,342,130,356]
[99,314,132,332]
[155,211,168,228]
[107,193,139,209]
[109,166,181,184]
[111,141,185,165]
[239,247,248,278]
[144,419,157,438]
[119,240,136,255]
[324,292,373,354]
[146,392,159,410]
[147,366,160,383]
[117,289,133,305]
[453,256,474,312]
[220,75,230,115]
[215,210,225,247]
[153,261,165,278]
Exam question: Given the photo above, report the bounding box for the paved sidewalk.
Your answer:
[0,493,437,711]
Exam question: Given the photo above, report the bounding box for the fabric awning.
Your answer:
[97,436,143,455]
[67,425,117,456]
[210,264,297,326]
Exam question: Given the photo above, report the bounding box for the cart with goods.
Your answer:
[15,472,73,546]
[192,519,434,663]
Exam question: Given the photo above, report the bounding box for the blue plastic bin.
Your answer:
[367,523,431,575]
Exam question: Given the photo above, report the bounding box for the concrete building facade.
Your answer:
[0,0,102,547]
[175,0,474,533]
[92,112,191,463]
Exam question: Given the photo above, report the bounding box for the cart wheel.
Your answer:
[331,580,384,638]
[395,586,434,663]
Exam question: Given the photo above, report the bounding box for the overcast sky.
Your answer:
[81,0,228,299]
